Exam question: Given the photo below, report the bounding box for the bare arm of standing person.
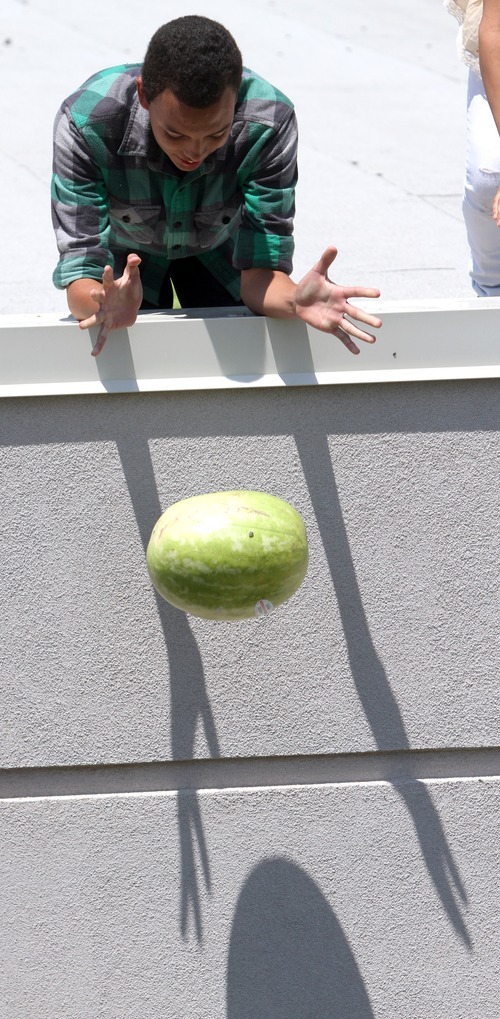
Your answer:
[479,0,500,222]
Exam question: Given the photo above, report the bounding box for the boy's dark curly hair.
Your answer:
[141,16,243,107]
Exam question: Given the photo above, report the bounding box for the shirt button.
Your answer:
[122,215,131,223]
[173,221,182,229]
[222,215,231,224]
[172,244,181,250]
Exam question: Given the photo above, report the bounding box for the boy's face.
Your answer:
[137,79,236,172]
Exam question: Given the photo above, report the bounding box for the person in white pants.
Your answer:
[446,0,500,294]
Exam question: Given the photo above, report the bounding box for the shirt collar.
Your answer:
[118,92,216,178]
[118,94,154,158]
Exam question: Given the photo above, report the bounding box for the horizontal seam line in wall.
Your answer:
[0,746,499,800]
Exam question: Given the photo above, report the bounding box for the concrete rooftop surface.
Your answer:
[2,0,471,315]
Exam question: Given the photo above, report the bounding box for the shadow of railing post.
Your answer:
[116,435,221,942]
[295,429,472,949]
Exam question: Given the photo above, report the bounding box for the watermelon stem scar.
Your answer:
[146,490,308,622]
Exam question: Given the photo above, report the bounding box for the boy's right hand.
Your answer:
[79,253,143,356]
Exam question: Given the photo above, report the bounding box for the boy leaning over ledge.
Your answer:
[51,15,382,355]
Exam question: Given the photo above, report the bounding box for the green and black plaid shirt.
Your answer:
[51,65,298,304]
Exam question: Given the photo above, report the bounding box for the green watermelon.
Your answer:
[146,490,308,620]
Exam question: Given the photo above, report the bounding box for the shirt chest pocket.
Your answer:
[193,199,242,249]
[109,202,163,247]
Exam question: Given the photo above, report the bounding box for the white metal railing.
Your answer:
[1,299,499,398]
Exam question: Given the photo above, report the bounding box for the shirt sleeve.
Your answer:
[51,105,112,289]
[232,107,298,274]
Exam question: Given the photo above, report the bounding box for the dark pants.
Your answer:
[140,256,244,310]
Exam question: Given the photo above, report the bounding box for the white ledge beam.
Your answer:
[1,299,499,397]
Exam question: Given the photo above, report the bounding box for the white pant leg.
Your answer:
[463,69,500,295]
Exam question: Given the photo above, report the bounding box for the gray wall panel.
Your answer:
[1,779,498,1018]
[1,383,499,768]
[1,375,499,1017]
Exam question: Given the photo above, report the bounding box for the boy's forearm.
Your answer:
[67,278,102,321]
[240,267,297,318]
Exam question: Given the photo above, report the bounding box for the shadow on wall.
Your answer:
[203,315,318,385]
[295,430,472,950]
[227,858,374,1019]
[117,435,220,942]
[115,405,472,949]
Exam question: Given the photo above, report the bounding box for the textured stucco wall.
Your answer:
[1,380,499,1018]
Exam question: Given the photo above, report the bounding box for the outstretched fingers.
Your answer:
[340,320,377,344]
[344,302,382,329]
[78,277,108,353]
[337,299,382,349]
[313,246,339,277]
[78,281,106,331]
[334,311,377,348]
[79,313,97,331]
[124,253,142,274]
[336,330,360,355]
[90,324,108,357]
[344,285,382,299]
[101,264,115,291]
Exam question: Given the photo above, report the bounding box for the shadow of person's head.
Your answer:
[227,857,374,1018]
